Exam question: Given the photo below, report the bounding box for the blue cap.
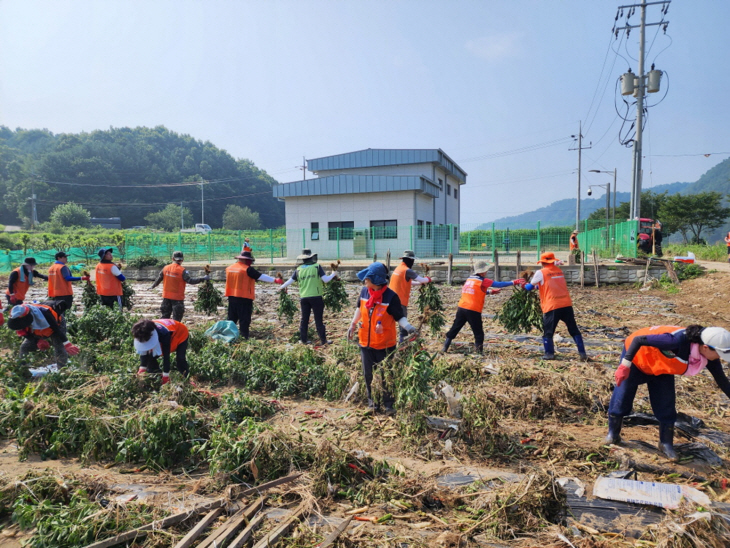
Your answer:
[356,262,388,286]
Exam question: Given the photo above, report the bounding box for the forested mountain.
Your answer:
[0,126,284,228]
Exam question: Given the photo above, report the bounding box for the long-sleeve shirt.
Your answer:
[21,307,68,343]
[625,331,730,399]
[150,267,207,289]
[55,262,81,282]
[98,260,126,281]
[8,266,48,294]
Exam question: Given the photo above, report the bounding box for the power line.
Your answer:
[36,189,274,207]
[458,137,573,163]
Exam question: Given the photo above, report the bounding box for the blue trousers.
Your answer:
[608,349,677,426]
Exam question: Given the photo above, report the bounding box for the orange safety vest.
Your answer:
[388,263,413,307]
[537,263,572,313]
[48,263,73,298]
[161,263,186,301]
[30,304,60,338]
[624,325,687,376]
[457,276,487,313]
[570,235,579,251]
[153,319,189,352]
[358,291,398,350]
[7,267,31,301]
[95,262,123,296]
[225,262,255,300]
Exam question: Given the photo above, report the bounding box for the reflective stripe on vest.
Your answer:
[297,264,323,298]
[225,262,255,299]
[388,263,412,307]
[537,264,572,313]
[457,276,486,313]
[624,325,687,376]
[48,263,73,298]
[162,263,186,301]
[7,267,30,300]
[95,263,123,296]
[358,296,397,350]
[153,319,189,352]
[32,304,59,338]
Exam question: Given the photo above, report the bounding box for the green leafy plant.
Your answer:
[415,268,446,335]
[195,278,223,315]
[277,289,297,324]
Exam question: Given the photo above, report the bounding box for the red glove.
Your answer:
[37,339,51,351]
[513,278,525,286]
[63,342,80,356]
[615,364,631,387]
[8,294,18,304]
[161,374,170,385]
[137,366,147,376]
[16,328,30,337]
[274,278,284,285]
[81,275,90,281]
[426,276,432,283]
[0,311,4,327]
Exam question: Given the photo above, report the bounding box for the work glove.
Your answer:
[8,294,17,304]
[426,276,432,284]
[487,288,501,295]
[347,324,357,340]
[274,278,284,285]
[37,339,51,351]
[404,323,417,335]
[16,328,30,337]
[116,263,123,270]
[513,278,525,286]
[137,366,148,376]
[63,342,80,356]
[81,275,90,281]
[0,312,3,327]
[615,364,631,387]
[161,373,170,385]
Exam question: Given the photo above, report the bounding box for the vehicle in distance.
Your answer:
[181,223,213,234]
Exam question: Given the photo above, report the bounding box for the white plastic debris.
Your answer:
[593,477,711,510]
[29,364,59,378]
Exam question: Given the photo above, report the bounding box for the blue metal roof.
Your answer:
[306,149,467,183]
[273,174,440,199]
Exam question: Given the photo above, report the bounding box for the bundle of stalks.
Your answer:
[195,265,223,315]
[496,269,543,333]
[323,260,349,312]
[276,272,298,324]
[415,264,446,335]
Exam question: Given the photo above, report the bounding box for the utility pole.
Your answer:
[570,122,591,232]
[297,157,307,181]
[200,181,205,225]
[616,0,669,219]
[181,201,184,231]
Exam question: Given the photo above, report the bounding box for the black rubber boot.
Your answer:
[604,414,623,444]
[658,423,679,461]
[474,343,483,354]
[442,338,453,353]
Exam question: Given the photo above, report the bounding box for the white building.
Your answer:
[273,148,466,260]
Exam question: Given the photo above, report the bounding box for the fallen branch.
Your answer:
[251,502,308,548]
[227,472,302,499]
[172,508,222,548]
[318,515,354,548]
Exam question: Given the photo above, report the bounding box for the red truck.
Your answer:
[637,218,663,256]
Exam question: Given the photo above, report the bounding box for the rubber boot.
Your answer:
[573,334,589,361]
[542,337,555,360]
[442,338,453,353]
[604,414,623,444]
[474,343,483,354]
[658,423,679,462]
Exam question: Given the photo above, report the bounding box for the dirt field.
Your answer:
[1,267,730,547]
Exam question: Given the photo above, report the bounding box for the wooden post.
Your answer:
[373,253,377,263]
[172,509,223,548]
[580,251,585,288]
[516,250,521,276]
[664,259,680,284]
[447,253,453,285]
[643,257,652,287]
[593,250,599,287]
[493,249,500,281]
[386,249,391,271]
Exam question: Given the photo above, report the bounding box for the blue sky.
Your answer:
[1,0,728,225]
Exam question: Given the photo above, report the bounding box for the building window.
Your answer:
[447,184,451,196]
[417,220,424,239]
[454,188,458,199]
[453,226,459,240]
[438,178,443,189]
[370,220,397,239]
[311,222,319,241]
[328,221,354,240]
[426,221,432,240]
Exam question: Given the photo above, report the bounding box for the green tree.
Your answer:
[587,190,669,222]
[145,204,194,232]
[49,202,91,228]
[659,191,730,244]
[222,205,261,230]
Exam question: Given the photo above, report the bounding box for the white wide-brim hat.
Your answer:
[134,330,159,354]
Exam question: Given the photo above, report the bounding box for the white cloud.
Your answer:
[465,32,524,62]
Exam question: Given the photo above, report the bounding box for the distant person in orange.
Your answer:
[725,231,730,263]
[95,248,125,310]
[48,252,89,313]
[132,318,189,386]
[225,250,282,338]
[521,252,587,361]
[6,257,48,308]
[569,230,581,264]
[149,251,209,321]
[388,250,431,343]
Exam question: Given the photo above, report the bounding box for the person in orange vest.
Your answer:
[95,248,126,310]
[606,325,730,461]
[724,231,730,263]
[242,238,252,253]
[132,318,190,385]
[6,257,48,308]
[347,262,416,415]
[442,260,523,354]
[149,251,209,321]
[48,252,90,313]
[225,250,282,339]
[569,230,580,264]
[6,303,80,367]
[388,250,432,343]
[522,252,587,361]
